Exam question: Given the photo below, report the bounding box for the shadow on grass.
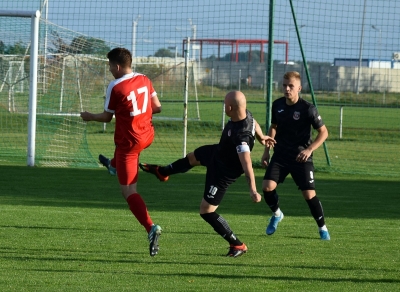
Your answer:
[0,165,399,219]
[2,248,400,284]
[1,244,399,277]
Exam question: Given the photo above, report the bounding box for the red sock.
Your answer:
[110,157,116,168]
[126,193,153,233]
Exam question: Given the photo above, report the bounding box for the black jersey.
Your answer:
[216,109,256,176]
[271,97,324,161]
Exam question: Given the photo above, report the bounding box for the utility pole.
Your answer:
[132,15,141,58]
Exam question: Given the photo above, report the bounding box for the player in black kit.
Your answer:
[140,91,276,257]
[262,71,330,240]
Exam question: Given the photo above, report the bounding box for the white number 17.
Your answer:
[127,86,149,117]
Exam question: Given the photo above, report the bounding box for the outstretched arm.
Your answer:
[254,119,276,148]
[80,110,113,123]
[261,123,277,167]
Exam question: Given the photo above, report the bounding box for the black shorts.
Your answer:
[263,155,315,191]
[194,145,240,206]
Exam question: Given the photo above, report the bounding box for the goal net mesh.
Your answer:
[0,17,120,167]
[0,16,221,169]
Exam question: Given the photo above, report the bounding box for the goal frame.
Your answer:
[0,10,41,166]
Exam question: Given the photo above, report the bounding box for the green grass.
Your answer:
[0,165,399,291]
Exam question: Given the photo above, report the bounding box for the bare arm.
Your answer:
[151,95,162,114]
[238,151,261,203]
[254,119,276,147]
[80,110,113,123]
[254,119,264,144]
[296,125,329,162]
[261,123,277,167]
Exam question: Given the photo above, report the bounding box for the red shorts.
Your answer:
[114,133,154,185]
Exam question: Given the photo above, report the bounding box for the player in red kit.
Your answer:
[80,48,162,256]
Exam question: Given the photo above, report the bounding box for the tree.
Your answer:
[154,48,175,58]
[50,32,110,56]
[50,31,71,54]
[70,36,90,54]
[86,38,111,56]
[4,41,27,55]
[70,36,111,55]
[204,50,268,63]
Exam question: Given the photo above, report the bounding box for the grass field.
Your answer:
[0,165,399,291]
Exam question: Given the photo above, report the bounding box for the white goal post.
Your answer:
[0,10,41,167]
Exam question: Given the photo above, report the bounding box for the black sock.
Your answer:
[159,157,193,176]
[263,190,279,212]
[306,196,325,227]
[200,212,242,246]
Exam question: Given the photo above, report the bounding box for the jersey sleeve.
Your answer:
[104,82,116,113]
[309,105,324,129]
[234,133,253,153]
[233,113,255,153]
[149,84,157,98]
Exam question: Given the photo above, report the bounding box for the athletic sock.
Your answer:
[319,225,328,231]
[126,193,153,233]
[263,190,280,213]
[306,196,326,228]
[200,212,242,246]
[273,208,282,217]
[159,156,193,176]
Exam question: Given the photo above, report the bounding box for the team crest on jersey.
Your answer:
[293,111,300,120]
[228,129,231,136]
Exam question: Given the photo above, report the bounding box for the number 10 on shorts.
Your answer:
[209,185,218,196]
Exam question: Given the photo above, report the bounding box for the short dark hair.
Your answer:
[107,48,132,68]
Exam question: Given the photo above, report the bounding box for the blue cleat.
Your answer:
[266,212,284,235]
[99,154,116,176]
[319,230,331,240]
[148,224,162,256]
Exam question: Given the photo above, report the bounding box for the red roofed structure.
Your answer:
[182,39,288,63]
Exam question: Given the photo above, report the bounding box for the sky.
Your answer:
[1,0,399,63]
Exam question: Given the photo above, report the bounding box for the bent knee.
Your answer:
[301,189,316,200]
[262,180,277,192]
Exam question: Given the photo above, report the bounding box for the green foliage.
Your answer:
[0,166,399,291]
[204,49,268,63]
[135,63,165,80]
[70,36,111,55]
[154,48,176,58]
[48,32,111,55]
[0,40,27,54]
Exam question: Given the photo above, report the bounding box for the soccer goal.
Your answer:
[0,10,203,168]
[0,11,123,167]
[0,10,40,166]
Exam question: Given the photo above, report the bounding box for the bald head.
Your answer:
[224,91,247,120]
[225,91,246,109]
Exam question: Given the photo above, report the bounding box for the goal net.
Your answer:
[0,13,220,168]
[0,14,121,167]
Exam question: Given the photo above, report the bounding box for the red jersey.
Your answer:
[105,72,157,150]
